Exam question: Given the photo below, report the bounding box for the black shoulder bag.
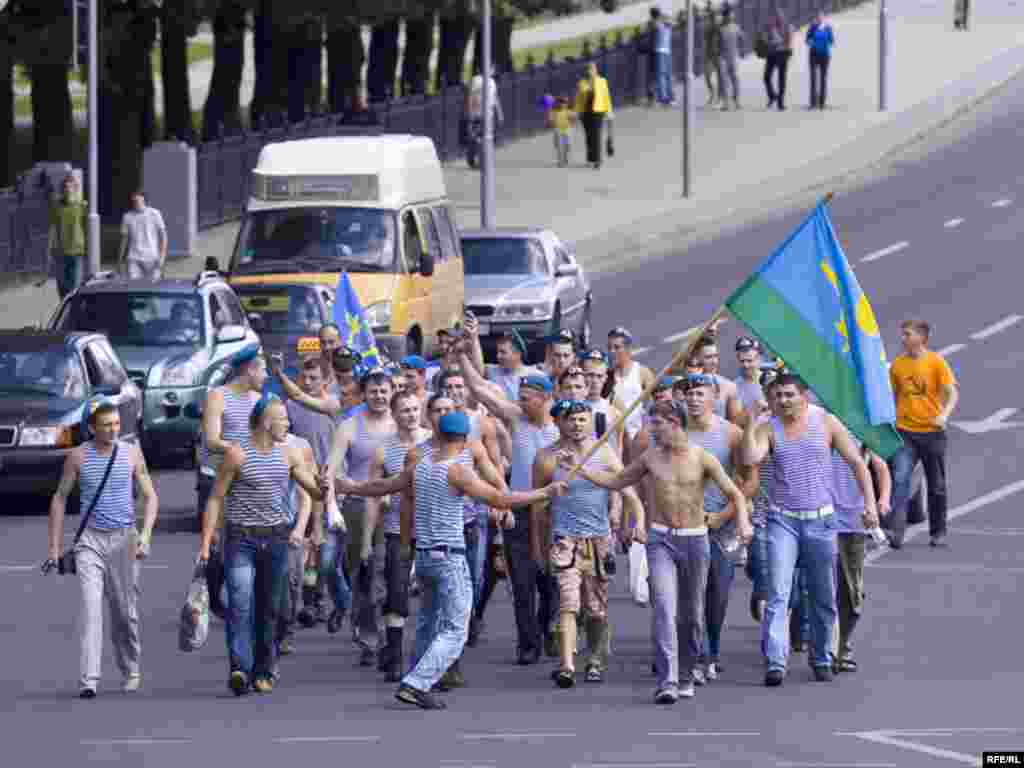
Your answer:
[58,443,120,576]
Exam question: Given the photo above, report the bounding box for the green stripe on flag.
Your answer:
[727,277,903,459]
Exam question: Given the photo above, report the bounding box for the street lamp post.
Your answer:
[682,0,694,198]
[480,0,496,229]
[879,0,888,111]
[87,0,100,277]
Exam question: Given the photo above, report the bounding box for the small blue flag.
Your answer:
[333,271,380,368]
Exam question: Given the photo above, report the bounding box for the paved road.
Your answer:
[5,64,1024,768]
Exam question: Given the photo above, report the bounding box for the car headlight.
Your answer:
[364,301,392,332]
[19,426,72,448]
[160,359,199,387]
[498,302,552,319]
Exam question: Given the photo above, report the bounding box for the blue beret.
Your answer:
[81,395,114,437]
[654,375,678,391]
[438,411,471,436]
[400,355,427,371]
[520,374,553,394]
[251,392,281,423]
[231,343,262,369]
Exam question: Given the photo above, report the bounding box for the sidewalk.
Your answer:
[2,1,1023,321]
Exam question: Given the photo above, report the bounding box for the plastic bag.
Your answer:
[628,541,649,605]
[179,565,210,653]
[326,494,346,531]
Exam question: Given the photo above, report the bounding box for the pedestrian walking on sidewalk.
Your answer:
[546,96,576,167]
[703,2,723,107]
[463,64,504,169]
[119,191,167,281]
[717,4,744,110]
[806,11,835,109]
[44,397,160,699]
[575,62,613,170]
[47,173,87,299]
[650,6,677,107]
[759,8,794,110]
[954,0,971,29]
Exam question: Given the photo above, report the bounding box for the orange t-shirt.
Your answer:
[889,351,956,432]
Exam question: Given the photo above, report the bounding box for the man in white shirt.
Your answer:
[119,191,167,281]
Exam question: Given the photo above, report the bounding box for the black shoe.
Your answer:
[327,609,345,634]
[297,608,316,629]
[767,96,776,108]
[887,533,904,549]
[228,670,249,696]
[517,647,540,666]
[79,688,97,699]
[554,669,575,689]
[395,683,447,710]
[813,666,833,682]
[467,616,482,648]
[359,648,376,667]
[765,669,784,687]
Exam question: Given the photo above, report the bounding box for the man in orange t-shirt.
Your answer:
[887,318,959,548]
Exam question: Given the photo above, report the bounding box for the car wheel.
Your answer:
[578,301,592,349]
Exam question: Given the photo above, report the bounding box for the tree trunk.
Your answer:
[325,17,363,114]
[201,2,246,141]
[435,12,473,91]
[159,0,194,143]
[366,19,400,103]
[250,2,270,129]
[287,17,322,123]
[0,16,15,186]
[27,19,74,163]
[401,15,434,96]
[472,13,514,76]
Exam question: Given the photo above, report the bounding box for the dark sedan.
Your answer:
[0,330,142,499]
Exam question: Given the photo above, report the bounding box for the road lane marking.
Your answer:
[82,739,192,746]
[572,764,696,768]
[275,736,380,744]
[943,218,964,228]
[869,562,1024,575]
[459,733,578,741]
[970,314,1023,340]
[861,241,909,263]
[935,343,966,356]
[992,198,1013,207]
[776,764,898,767]
[950,527,1024,536]
[648,732,762,737]
[840,728,1024,766]
[866,478,1024,564]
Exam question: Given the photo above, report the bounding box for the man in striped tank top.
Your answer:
[695,338,743,424]
[566,400,750,704]
[534,400,645,687]
[46,398,159,698]
[742,374,879,686]
[681,373,758,684]
[363,391,431,681]
[198,394,324,696]
[463,321,538,403]
[457,349,561,666]
[337,411,566,709]
[733,337,768,426]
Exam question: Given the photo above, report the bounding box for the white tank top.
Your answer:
[617,362,645,438]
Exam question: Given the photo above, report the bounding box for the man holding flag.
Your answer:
[725,199,894,685]
[333,271,382,368]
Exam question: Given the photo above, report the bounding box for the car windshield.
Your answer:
[233,208,397,273]
[462,237,548,276]
[56,293,205,347]
[234,285,326,334]
[0,346,87,399]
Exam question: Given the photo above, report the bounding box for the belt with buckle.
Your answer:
[417,544,467,556]
[227,523,289,538]
[777,504,834,521]
[650,523,709,537]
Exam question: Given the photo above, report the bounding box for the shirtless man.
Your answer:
[561,400,751,704]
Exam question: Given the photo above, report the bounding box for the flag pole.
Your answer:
[565,305,727,480]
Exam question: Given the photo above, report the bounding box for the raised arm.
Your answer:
[275,368,341,417]
[47,448,82,561]
[132,444,159,556]
[457,349,523,425]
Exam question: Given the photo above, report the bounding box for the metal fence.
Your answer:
[1,0,862,275]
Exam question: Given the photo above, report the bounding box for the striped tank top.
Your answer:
[687,416,732,515]
[509,417,559,492]
[550,447,612,538]
[831,434,866,533]
[768,407,832,512]
[200,388,259,475]
[734,375,764,412]
[224,437,291,527]
[346,410,393,482]
[80,440,134,530]
[414,442,473,549]
[381,431,428,535]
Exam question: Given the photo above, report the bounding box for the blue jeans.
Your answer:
[762,512,837,671]
[404,549,472,692]
[55,253,83,300]
[224,531,290,680]
[701,537,737,663]
[655,51,674,103]
[319,529,353,615]
[647,530,710,690]
[789,566,811,646]
[465,513,489,606]
[745,523,770,600]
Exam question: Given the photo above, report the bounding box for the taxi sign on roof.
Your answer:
[296,337,321,354]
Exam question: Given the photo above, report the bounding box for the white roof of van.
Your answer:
[252,135,445,208]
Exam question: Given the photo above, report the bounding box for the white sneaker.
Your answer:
[654,686,678,705]
[122,674,141,693]
[691,667,707,686]
[706,662,720,681]
[679,681,696,699]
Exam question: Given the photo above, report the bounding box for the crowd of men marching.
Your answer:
[44,312,957,709]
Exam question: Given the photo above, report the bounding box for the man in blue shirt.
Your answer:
[806,12,835,109]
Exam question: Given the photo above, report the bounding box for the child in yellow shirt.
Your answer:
[546,96,576,167]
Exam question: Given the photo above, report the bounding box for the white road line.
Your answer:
[459,733,578,741]
[970,314,1023,340]
[992,198,1013,208]
[861,241,909,263]
[870,562,1024,575]
[648,732,762,737]
[82,739,192,746]
[572,764,696,768]
[274,736,380,744]
[943,218,964,228]
[776,764,898,768]
[843,731,979,765]
[866,478,1024,564]
[950,527,1024,536]
[935,343,967,356]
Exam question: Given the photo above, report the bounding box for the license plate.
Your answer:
[478,322,490,336]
